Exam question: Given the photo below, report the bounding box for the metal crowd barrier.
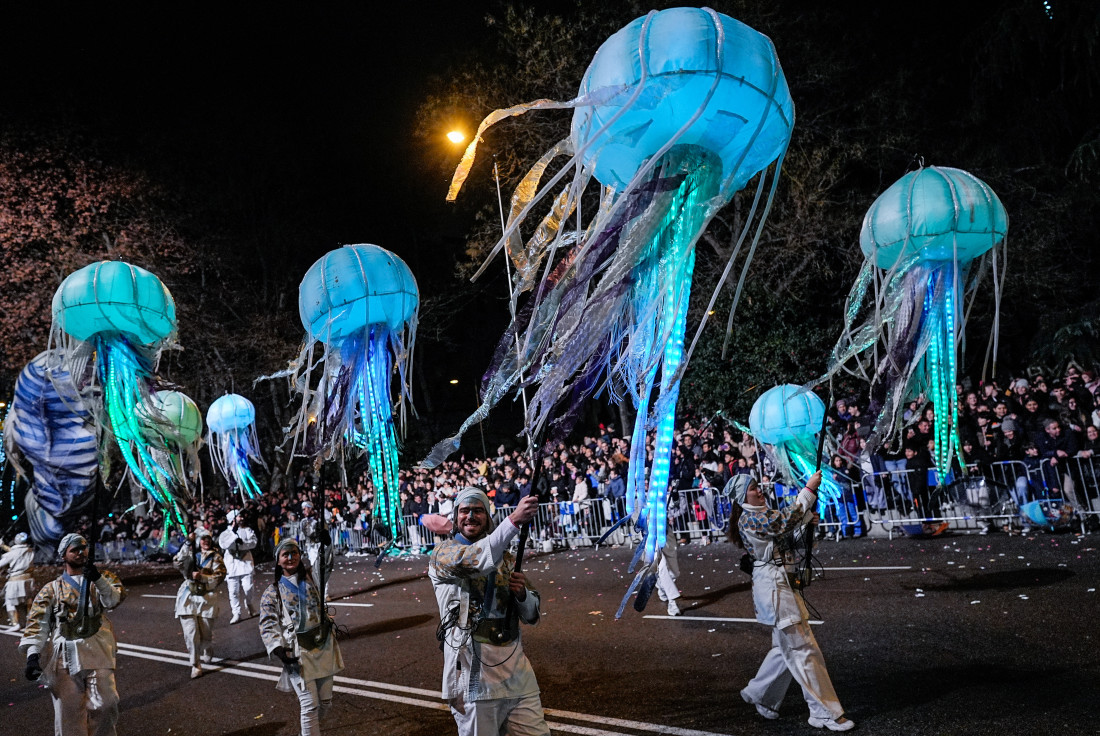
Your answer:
[274,490,737,558]
[269,459,1100,555]
[859,459,1100,538]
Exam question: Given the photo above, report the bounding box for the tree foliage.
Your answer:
[415,0,1100,423]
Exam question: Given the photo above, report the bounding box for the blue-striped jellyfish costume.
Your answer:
[2,351,97,552]
[746,385,841,512]
[282,244,418,540]
[50,260,190,528]
[822,167,1008,480]
[426,7,794,566]
[207,393,266,500]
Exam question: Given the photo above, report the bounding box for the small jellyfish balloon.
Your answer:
[822,166,1008,478]
[3,351,97,551]
[207,394,265,499]
[50,260,189,526]
[746,385,840,506]
[279,244,418,539]
[138,390,203,506]
[429,6,794,564]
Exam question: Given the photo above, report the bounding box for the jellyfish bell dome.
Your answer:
[748,384,825,446]
[52,261,177,345]
[207,394,256,434]
[139,390,202,445]
[860,166,1008,269]
[298,244,419,343]
[571,6,794,194]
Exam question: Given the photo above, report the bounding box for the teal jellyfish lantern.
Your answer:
[823,166,1008,479]
[139,390,203,506]
[207,393,265,500]
[747,385,840,504]
[281,243,418,539]
[51,261,189,526]
[430,7,794,565]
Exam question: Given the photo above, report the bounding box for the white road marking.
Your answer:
[141,594,177,599]
[644,615,823,625]
[2,630,733,736]
[330,601,374,607]
[821,566,912,571]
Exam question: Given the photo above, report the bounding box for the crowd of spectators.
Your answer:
[76,364,1100,558]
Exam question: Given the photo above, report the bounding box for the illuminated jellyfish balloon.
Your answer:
[823,166,1008,479]
[282,244,418,539]
[747,385,840,507]
[206,393,265,500]
[429,7,794,565]
[138,390,203,505]
[3,351,97,552]
[50,260,189,526]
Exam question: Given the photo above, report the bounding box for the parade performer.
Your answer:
[20,533,126,736]
[259,539,343,736]
[218,509,257,623]
[654,521,682,617]
[429,490,548,736]
[730,473,854,731]
[173,528,226,678]
[1,532,35,630]
[298,501,333,588]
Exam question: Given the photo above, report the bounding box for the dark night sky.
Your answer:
[1,5,492,241]
[1,4,531,416]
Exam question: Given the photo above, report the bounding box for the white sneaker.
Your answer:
[808,715,855,731]
[741,689,779,720]
[229,615,241,625]
[190,666,203,679]
[667,600,682,616]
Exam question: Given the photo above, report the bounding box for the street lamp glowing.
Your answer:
[446,130,465,144]
[449,379,459,385]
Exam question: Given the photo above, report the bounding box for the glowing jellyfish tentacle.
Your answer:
[358,327,402,537]
[97,337,175,511]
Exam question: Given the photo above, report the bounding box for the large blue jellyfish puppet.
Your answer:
[742,384,841,513]
[206,393,266,501]
[819,166,1008,481]
[424,7,794,588]
[2,351,98,553]
[267,243,418,545]
[49,260,196,530]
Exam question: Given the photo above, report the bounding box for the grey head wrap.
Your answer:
[452,487,496,534]
[57,533,88,558]
[723,474,757,507]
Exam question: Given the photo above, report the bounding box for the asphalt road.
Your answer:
[2,530,1097,735]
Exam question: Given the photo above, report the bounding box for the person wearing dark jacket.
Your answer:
[1034,418,1079,496]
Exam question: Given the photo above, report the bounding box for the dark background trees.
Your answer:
[1,1,1098,462]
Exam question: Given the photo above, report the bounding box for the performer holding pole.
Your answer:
[729,471,854,731]
[20,533,126,735]
[173,527,226,678]
[429,490,548,736]
[0,531,35,630]
[259,538,343,736]
[218,509,257,623]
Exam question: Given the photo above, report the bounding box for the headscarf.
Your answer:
[451,486,495,533]
[723,474,757,507]
[274,537,302,561]
[57,533,87,558]
[14,532,29,545]
[194,527,213,540]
